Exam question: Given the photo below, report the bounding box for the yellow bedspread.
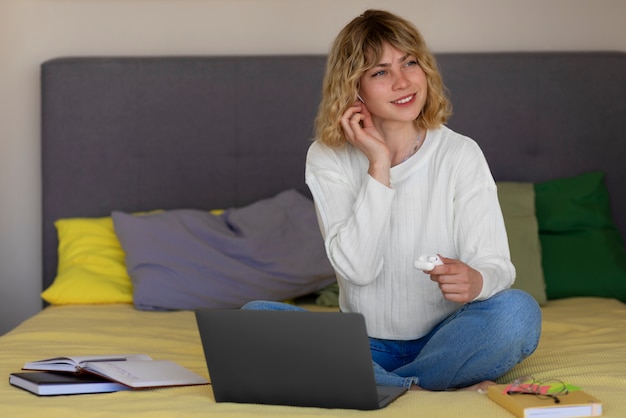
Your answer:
[1,297,625,417]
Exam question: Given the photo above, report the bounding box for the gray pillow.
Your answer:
[112,189,336,310]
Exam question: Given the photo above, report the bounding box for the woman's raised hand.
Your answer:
[340,101,391,186]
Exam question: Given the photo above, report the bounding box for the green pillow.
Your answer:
[535,172,626,302]
[497,182,547,305]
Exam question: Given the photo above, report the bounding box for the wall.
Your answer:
[1,0,625,334]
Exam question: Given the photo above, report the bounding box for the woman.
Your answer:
[246,9,541,392]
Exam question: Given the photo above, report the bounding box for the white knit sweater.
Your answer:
[305,125,515,340]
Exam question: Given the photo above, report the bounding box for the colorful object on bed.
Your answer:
[487,382,602,418]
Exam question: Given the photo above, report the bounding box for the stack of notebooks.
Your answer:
[9,354,208,396]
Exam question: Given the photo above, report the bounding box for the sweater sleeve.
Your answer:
[451,141,516,300]
[305,143,395,286]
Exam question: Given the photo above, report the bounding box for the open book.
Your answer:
[22,354,208,389]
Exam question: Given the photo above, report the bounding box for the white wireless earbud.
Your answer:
[357,94,365,103]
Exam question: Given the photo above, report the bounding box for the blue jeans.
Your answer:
[241,288,541,391]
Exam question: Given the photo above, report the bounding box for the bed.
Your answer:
[1,52,625,416]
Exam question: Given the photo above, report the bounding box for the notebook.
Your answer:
[194,309,407,410]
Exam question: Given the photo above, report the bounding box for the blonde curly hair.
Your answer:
[315,9,452,147]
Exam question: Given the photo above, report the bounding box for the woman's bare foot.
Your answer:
[458,380,496,393]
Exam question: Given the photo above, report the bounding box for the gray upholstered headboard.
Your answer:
[41,52,626,292]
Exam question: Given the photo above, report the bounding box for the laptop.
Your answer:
[194,309,407,410]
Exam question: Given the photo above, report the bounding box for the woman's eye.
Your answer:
[372,70,386,77]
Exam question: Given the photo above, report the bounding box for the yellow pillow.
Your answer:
[41,216,133,304]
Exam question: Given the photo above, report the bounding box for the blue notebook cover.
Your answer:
[9,371,129,396]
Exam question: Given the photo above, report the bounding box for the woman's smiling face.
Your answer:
[358,43,428,126]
